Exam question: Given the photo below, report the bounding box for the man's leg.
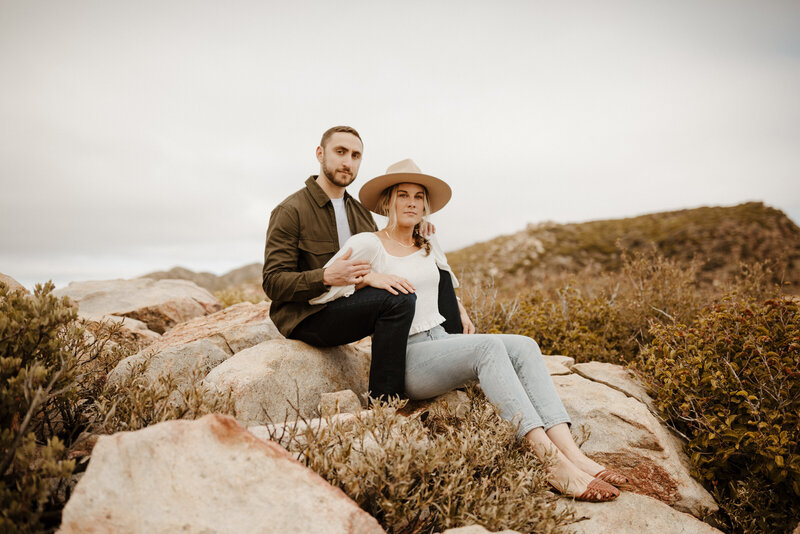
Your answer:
[290,287,416,400]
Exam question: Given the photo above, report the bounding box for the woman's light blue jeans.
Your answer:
[405,325,571,440]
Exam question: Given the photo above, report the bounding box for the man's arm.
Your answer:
[262,205,328,303]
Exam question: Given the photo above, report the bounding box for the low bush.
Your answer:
[0,282,109,532]
[637,292,800,533]
[466,248,707,364]
[93,360,235,435]
[1,281,235,532]
[272,387,573,534]
[213,284,265,308]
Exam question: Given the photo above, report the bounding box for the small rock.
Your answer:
[544,354,575,375]
[319,390,363,416]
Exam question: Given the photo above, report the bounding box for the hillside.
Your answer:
[446,202,800,295]
[142,202,800,297]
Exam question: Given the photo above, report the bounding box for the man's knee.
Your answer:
[377,291,417,322]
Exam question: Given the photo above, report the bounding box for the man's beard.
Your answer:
[322,157,356,188]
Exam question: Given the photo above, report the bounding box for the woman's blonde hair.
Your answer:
[375,184,432,255]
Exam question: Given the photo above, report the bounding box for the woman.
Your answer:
[311,159,626,502]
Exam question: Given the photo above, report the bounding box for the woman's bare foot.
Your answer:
[544,423,629,485]
[524,428,618,501]
[546,451,618,500]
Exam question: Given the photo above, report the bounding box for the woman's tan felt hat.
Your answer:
[358,159,452,215]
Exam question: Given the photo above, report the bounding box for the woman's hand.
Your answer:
[362,272,416,295]
[458,300,475,334]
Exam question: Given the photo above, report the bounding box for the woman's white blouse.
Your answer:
[309,232,459,335]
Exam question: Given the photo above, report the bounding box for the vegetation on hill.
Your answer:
[448,202,800,297]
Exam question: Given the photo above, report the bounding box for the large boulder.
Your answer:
[565,492,722,533]
[107,301,284,393]
[146,300,281,354]
[58,414,385,534]
[53,278,222,334]
[553,372,717,517]
[204,339,371,426]
[108,338,231,391]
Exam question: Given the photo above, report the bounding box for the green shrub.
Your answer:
[272,388,573,534]
[0,282,93,532]
[465,248,706,364]
[213,284,264,308]
[93,360,235,434]
[637,293,800,533]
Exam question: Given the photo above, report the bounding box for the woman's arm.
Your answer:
[309,233,381,304]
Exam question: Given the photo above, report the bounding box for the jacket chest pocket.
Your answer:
[298,238,338,270]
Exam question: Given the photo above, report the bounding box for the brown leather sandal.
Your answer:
[595,468,629,487]
[576,478,620,502]
[549,478,620,502]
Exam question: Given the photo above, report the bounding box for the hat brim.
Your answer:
[358,172,452,215]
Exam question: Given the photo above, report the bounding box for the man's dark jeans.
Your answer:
[290,287,416,400]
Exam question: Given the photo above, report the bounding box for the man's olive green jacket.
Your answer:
[262,176,378,337]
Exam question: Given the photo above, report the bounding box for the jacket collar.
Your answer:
[305,175,354,208]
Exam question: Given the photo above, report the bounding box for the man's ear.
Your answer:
[315,145,323,163]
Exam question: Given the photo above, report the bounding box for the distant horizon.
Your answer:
[7,199,795,291]
[2,2,798,291]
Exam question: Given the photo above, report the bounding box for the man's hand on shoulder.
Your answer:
[323,248,372,286]
[420,221,436,237]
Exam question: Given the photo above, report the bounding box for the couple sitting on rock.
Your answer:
[262,125,627,502]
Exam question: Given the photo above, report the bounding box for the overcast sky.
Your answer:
[1,0,799,289]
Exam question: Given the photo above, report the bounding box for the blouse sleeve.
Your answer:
[429,233,459,289]
[308,233,382,305]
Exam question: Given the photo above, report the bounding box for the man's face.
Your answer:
[317,132,363,188]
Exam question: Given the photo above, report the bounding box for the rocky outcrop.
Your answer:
[0,272,27,293]
[106,301,283,392]
[58,414,385,534]
[147,300,280,353]
[53,278,222,334]
[553,369,718,517]
[565,492,722,533]
[570,361,655,411]
[204,339,371,426]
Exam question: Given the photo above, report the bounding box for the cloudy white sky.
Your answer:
[1,0,799,289]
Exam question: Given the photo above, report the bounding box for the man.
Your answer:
[263,126,433,399]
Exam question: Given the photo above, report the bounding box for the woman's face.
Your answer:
[393,182,426,227]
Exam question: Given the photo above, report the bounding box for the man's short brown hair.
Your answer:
[320,126,362,148]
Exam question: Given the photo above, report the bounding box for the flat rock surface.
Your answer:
[566,492,722,533]
[554,373,717,517]
[571,361,655,411]
[58,414,385,534]
[53,278,221,334]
